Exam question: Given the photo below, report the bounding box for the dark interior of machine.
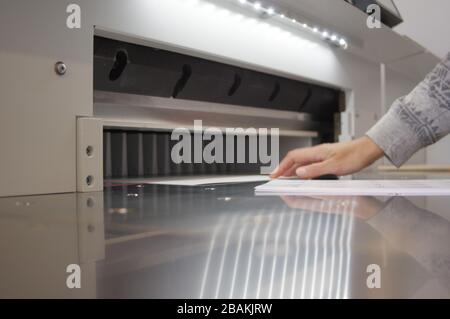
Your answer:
[94,36,343,178]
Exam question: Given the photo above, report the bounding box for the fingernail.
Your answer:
[296,167,307,178]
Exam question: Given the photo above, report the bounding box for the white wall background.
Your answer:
[394,0,450,59]
[392,0,450,164]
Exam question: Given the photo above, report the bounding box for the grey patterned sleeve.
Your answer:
[366,52,450,167]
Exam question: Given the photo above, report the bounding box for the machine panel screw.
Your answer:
[55,61,67,75]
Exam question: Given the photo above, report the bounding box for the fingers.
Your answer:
[270,146,326,178]
[295,160,333,179]
[270,154,295,178]
[281,164,302,177]
[281,195,323,209]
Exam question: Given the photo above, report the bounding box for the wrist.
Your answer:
[358,136,385,164]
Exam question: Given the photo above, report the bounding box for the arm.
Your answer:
[367,52,450,167]
[272,52,450,179]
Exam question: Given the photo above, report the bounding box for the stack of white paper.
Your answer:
[255,179,450,196]
[106,175,270,186]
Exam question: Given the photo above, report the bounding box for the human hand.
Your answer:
[271,136,384,179]
[281,195,384,221]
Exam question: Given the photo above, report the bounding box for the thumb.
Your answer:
[295,161,332,179]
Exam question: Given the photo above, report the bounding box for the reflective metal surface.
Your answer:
[1,175,450,298]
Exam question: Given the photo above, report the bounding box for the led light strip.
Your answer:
[235,0,348,49]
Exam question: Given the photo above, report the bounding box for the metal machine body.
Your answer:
[0,0,437,196]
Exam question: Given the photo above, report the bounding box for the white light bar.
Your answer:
[233,0,348,49]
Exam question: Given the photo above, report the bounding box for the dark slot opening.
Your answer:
[228,73,242,96]
[299,87,312,111]
[172,64,192,98]
[109,50,128,81]
[268,82,280,102]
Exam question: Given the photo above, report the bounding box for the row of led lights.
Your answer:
[235,0,348,49]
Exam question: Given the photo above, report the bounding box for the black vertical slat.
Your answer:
[143,132,158,176]
[185,132,195,176]
[121,132,128,177]
[219,132,227,175]
[250,134,258,174]
[266,132,273,175]
[232,135,239,174]
[127,132,139,177]
[209,133,220,175]
[224,133,233,174]
[156,132,170,176]
[243,135,251,174]
[110,131,123,178]
[201,138,208,175]
[248,134,259,174]
[138,133,144,176]
[103,131,109,178]
[169,132,182,176]
[255,134,262,174]
[164,132,172,176]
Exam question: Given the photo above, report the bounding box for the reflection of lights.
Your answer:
[319,202,332,299]
[336,206,348,299]
[256,212,275,299]
[339,38,348,49]
[280,211,295,298]
[108,208,128,215]
[328,198,343,298]
[15,201,32,206]
[343,203,356,299]
[199,215,225,298]
[215,215,238,298]
[300,209,314,299]
[319,201,333,299]
[243,213,263,298]
[127,193,139,198]
[229,216,250,298]
[310,201,325,298]
[290,210,306,299]
[199,198,356,299]
[268,210,286,298]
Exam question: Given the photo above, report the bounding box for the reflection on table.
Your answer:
[0,182,449,298]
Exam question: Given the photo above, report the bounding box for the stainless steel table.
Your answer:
[1,174,449,298]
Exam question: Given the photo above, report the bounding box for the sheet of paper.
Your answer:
[107,175,270,186]
[255,179,450,196]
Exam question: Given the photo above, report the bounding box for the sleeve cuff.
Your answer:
[366,99,425,167]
